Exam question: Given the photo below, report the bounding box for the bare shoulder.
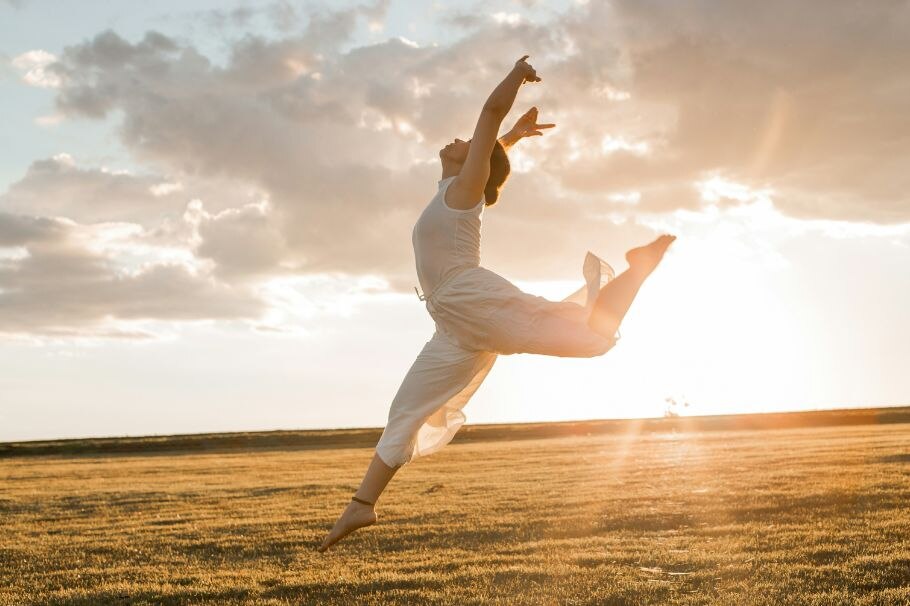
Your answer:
[443,177,482,211]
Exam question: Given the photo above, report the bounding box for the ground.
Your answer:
[1,422,909,605]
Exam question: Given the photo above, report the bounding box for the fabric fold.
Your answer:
[376,251,617,467]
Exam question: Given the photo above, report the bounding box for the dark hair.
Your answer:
[484,140,510,206]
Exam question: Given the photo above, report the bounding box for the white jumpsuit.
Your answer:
[374,175,618,467]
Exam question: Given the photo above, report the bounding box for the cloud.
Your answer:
[0,153,272,232]
[0,213,68,247]
[11,49,61,87]
[4,0,908,339]
[554,0,910,223]
[2,155,185,224]
[40,8,632,284]
[0,209,267,340]
[184,198,290,280]
[50,1,907,232]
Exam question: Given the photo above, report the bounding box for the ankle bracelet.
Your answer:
[351,496,375,507]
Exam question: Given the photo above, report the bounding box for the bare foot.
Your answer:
[625,234,676,277]
[317,500,377,553]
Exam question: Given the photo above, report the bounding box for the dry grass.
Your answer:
[1,423,909,605]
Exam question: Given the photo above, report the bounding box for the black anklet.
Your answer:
[351,496,375,507]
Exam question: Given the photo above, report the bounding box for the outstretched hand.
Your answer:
[499,106,556,149]
[511,106,555,139]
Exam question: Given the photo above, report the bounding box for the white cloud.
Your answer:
[601,135,650,155]
[608,191,641,205]
[11,49,61,88]
[149,182,183,197]
[0,208,267,339]
[34,113,65,127]
[3,0,908,340]
[491,12,522,25]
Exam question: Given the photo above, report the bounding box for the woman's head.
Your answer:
[439,138,511,206]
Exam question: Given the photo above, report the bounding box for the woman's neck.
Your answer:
[440,163,461,180]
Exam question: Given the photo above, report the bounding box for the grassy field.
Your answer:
[1,420,909,605]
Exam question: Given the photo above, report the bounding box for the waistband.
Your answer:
[414,266,471,305]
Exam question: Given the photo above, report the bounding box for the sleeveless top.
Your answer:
[412,176,485,298]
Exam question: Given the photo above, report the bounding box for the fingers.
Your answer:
[535,123,556,129]
[515,55,540,82]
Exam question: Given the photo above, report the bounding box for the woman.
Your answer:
[318,55,674,552]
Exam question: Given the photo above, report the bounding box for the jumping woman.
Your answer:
[318,55,675,552]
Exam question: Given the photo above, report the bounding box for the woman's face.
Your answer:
[439,138,470,165]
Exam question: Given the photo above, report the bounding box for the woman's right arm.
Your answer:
[447,56,540,210]
[483,55,540,116]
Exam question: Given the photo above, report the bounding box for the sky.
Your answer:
[1,0,908,442]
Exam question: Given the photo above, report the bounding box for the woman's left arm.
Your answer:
[499,106,556,151]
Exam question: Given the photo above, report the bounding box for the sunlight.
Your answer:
[601,135,650,155]
[608,191,641,205]
[492,181,822,424]
[283,58,308,78]
[697,176,770,205]
[625,186,814,416]
[508,147,538,173]
[0,246,29,261]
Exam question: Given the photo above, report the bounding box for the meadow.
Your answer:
[1,414,909,605]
